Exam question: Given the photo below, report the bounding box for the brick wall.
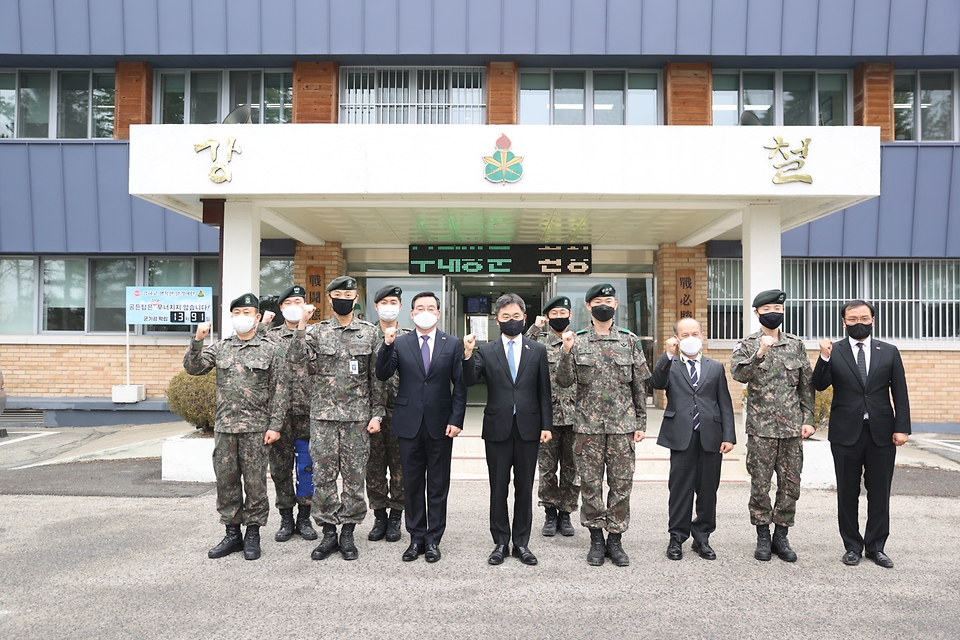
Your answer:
[292,62,339,124]
[114,62,153,140]
[664,62,712,126]
[293,241,345,320]
[853,62,894,142]
[486,61,518,125]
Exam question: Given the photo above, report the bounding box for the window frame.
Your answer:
[0,68,115,139]
[517,68,663,126]
[892,69,959,142]
[154,69,293,125]
[711,69,854,127]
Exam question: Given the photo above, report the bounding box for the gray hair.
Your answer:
[494,293,526,315]
[673,317,702,334]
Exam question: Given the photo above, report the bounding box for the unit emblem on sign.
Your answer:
[483,134,523,184]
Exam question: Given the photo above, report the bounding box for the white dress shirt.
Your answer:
[501,334,522,372]
[849,335,872,374]
[415,327,437,361]
[678,352,701,383]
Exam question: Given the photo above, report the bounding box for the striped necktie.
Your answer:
[688,359,700,431]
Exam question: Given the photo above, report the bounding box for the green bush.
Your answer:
[814,387,833,429]
[166,369,216,431]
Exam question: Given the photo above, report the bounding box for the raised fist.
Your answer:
[757,334,776,356]
[463,333,476,356]
[665,336,679,357]
[384,326,398,345]
[819,339,832,359]
[562,331,575,353]
[261,310,276,324]
[195,322,212,341]
[535,316,547,328]
[298,305,316,330]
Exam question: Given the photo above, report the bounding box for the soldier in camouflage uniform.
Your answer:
[366,285,408,543]
[183,293,288,561]
[526,295,580,537]
[731,288,816,563]
[288,276,385,562]
[263,285,318,543]
[556,283,650,567]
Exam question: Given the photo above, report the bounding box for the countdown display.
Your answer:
[125,287,214,325]
[408,244,591,276]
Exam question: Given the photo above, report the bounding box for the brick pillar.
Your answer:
[114,62,153,140]
[292,62,339,124]
[486,61,518,125]
[293,241,345,320]
[664,62,712,125]
[853,62,894,142]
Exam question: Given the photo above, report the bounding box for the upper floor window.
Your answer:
[712,70,850,127]
[0,70,114,139]
[894,71,957,142]
[157,70,293,125]
[339,67,485,124]
[519,70,660,125]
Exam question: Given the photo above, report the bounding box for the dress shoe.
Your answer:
[424,544,441,563]
[865,550,894,568]
[512,545,538,565]
[311,524,339,560]
[402,542,425,562]
[772,525,797,562]
[842,550,862,566]
[295,505,318,540]
[275,508,295,542]
[385,509,403,542]
[243,525,261,560]
[339,523,358,561]
[691,540,716,560]
[208,524,244,559]
[556,511,576,537]
[541,507,558,537]
[368,508,388,541]
[488,544,508,565]
[605,532,629,567]
[666,539,683,560]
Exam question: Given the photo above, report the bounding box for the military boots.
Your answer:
[556,510,576,537]
[295,505,318,540]
[368,508,389,541]
[772,525,798,562]
[587,528,606,566]
[340,523,359,560]
[208,524,244,559]
[755,524,772,561]
[311,524,339,560]
[541,507,558,537]
[385,509,403,542]
[606,532,630,566]
[243,525,261,560]
[275,508,295,542]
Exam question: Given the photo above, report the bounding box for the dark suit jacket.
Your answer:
[649,353,736,452]
[375,329,468,440]
[811,338,911,447]
[462,336,552,442]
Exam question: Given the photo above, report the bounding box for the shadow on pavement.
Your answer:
[892,466,960,498]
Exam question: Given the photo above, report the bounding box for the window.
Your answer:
[43,258,86,332]
[339,67,485,124]
[0,70,114,138]
[0,73,14,138]
[18,71,51,138]
[518,70,660,125]
[0,258,36,334]
[228,71,294,124]
[190,72,222,124]
[90,259,136,332]
[712,70,849,126]
[147,259,193,332]
[894,71,956,142]
[160,70,293,125]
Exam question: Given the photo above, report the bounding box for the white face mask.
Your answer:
[377,305,401,322]
[413,311,439,330]
[679,336,703,357]
[231,315,257,335]
[281,305,303,323]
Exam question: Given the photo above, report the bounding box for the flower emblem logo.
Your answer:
[483,134,523,184]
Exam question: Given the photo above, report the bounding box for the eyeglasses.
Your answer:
[843,316,873,324]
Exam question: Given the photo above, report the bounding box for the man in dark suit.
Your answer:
[649,317,735,561]
[462,293,553,566]
[375,291,467,563]
[813,299,911,569]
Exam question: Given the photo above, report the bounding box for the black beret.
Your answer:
[374,285,403,303]
[229,293,259,311]
[752,289,787,307]
[278,285,306,304]
[585,283,616,302]
[326,276,357,292]
[542,295,571,314]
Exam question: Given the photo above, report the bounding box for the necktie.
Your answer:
[508,340,517,414]
[421,335,431,374]
[688,359,700,431]
[856,342,867,385]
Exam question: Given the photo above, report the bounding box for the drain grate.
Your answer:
[0,409,45,425]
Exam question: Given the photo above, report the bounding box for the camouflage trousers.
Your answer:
[537,423,580,514]
[575,433,636,534]
[746,434,803,527]
[213,431,270,527]
[269,413,311,510]
[366,414,404,512]
[310,419,371,526]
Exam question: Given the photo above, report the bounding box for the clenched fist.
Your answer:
[463,333,476,358]
[298,305,316,331]
[665,336,679,357]
[195,322,212,341]
[561,330,575,353]
[819,339,832,359]
[261,310,276,324]
[534,315,547,328]
[384,326,398,345]
[757,334,776,356]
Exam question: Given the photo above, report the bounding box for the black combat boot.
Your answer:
[311,524,339,560]
[295,504,318,540]
[541,506,558,537]
[772,524,798,562]
[587,528,606,566]
[385,509,403,542]
[368,508,388,541]
[340,523,359,561]
[606,532,630,567]
[275,508,295,542]
[208,524,244,559]
[243,525,261,561]
[755,524,772,561]
[557,510,576,537]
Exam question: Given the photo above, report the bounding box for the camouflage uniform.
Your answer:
[289,317,385,526]
[366,325,408,512]
[183,334,288,527]
[526,323,580,514]
[556,325,649,533]
[731,330,815,527]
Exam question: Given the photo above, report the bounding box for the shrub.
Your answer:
[166,369,216,432]
[814,387,833,429]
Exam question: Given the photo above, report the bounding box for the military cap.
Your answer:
[229,292,259,311]
[542,295,572,315]
[326,276,357,292]
[585,283,616,302]
[278,285,307,304]
[374,285,403,303]
[752,289,787,308]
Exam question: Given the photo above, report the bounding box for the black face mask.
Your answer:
[548,317,570,333]
[591,304,615,322]
[846,322,872,340]
[498,318,525,337]
[331,298,355,316]
[758,312,784,330]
